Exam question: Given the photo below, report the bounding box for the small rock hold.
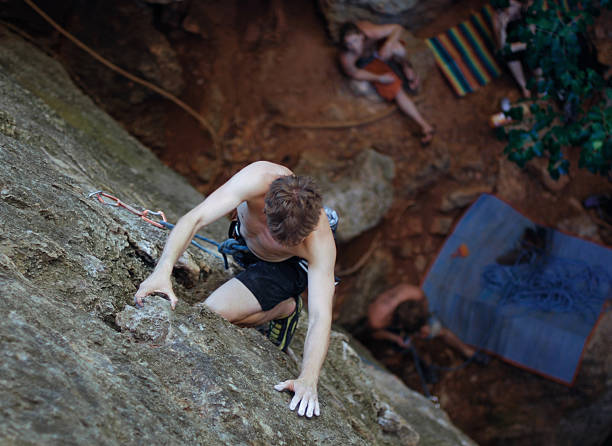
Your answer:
[115,295,172,343]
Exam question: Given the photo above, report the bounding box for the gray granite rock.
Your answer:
[318,0,457,38]
[0,26,479,446]
[295,148,395,243]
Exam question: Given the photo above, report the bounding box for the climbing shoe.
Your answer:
[268,296,303,352]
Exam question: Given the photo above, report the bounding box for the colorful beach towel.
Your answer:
[426,5,503,96]
[422,195,612,384]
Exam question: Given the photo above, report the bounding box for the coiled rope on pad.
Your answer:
[22,0,219,154]
[482,252,611,321]
[88,191,246,269]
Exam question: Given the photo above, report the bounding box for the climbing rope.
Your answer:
[88,191,249,269]
[482,251,610,321]
[406,341,440,407]
[22,0,220,156]
[336,233,380,277]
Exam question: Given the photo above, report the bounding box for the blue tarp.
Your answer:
[422,195,612,384]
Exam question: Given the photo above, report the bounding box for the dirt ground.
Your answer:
[16,0,610,443]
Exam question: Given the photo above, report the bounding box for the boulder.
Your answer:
[318,0,457,38]
[295,148,395,243]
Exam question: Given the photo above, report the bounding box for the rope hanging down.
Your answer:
[88,191,247,269]
[22,0,219,152]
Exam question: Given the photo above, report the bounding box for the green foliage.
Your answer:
[497,0,611,179]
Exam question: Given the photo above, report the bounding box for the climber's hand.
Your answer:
[275,377,320,418]
[134,272,178,309]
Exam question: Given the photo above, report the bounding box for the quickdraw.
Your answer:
[88,191,167,228]
[88,191,245,268]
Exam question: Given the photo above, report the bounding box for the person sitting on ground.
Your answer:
[134,161,337,419]
[367,283,489,364]
[338,21,435,146]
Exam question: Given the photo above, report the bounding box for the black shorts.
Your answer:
[235,257,307,311]
[229,219,307,311]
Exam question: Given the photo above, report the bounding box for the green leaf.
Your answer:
[533,141,543,156]
[499,3,612,180]
[593,140,603,151]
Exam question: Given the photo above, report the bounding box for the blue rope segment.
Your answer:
[157,221,249,269]
[482,252,611,322]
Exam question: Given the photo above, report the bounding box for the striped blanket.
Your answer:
[426,5,502,96]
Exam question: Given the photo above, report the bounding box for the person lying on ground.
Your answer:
[367,283,489,364]
[338,21,435,146]
[134,161,337,419]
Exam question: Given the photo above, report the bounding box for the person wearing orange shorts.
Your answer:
[339,21,435,145]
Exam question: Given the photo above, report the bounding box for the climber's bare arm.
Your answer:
[134,161,291,308]
[275,213,336,418]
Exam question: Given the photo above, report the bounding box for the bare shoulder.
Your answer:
[220,161,293,203]
[302,210,336,264]
[232,161,292,189]
[240,161,292,179]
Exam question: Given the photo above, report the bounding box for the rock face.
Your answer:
[0,27,479,445]
[318,0,456,39]
[295,148,395,243]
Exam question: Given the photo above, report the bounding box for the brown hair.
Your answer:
[339,22,363,50]
[264,175,323,246]
[391,300,429,334]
